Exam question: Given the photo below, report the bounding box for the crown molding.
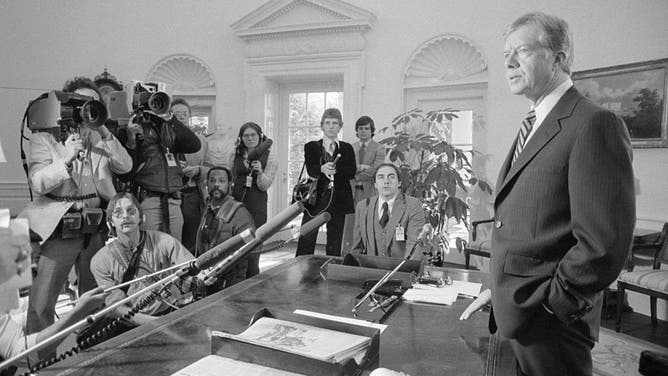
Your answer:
[232,0,374,41]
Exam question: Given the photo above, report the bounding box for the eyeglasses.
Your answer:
[173,111,190,117]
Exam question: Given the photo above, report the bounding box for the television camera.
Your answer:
[127,80,171,116]
[26,90,108,134]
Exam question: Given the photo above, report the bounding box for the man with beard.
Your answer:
[195,167,256,294]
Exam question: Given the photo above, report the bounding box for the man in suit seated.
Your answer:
[351,163,426,260]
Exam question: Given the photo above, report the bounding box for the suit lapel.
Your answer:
[366,198,378,255]
[496,87,581,203]
[385,194,405,248]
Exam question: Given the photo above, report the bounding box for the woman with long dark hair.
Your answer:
[229,122,276,277]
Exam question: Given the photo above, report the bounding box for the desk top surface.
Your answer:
[39,256,491,376]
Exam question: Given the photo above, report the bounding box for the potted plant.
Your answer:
[378,108,493,266]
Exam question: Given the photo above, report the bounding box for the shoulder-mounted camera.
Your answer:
[27,90,108,131]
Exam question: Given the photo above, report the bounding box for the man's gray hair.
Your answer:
[504,12,574,74]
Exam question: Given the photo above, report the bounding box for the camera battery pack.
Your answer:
[81,207,103,234]
[61,212,82,239]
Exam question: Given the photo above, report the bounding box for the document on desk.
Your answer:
[293,309,388,333]
[171,355,306,376]
[403,280,482,306]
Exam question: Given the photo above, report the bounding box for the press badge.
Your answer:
[246,175,253,187]
[395,225,405,241]
[165,150,177,167]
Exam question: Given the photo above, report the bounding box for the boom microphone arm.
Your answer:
[0,270,181,371]
[202,202,305,284]
[263,212,331,253]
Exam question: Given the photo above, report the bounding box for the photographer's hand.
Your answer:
[126,123,143,150]
[63,134,84,164]
[94,124,112,140]
[250,160,263,174]
[321,162,336,176]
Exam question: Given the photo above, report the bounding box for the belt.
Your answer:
[139,188,182,200]
[46,192,98,202]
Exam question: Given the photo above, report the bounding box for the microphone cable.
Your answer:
[19,290,161,376]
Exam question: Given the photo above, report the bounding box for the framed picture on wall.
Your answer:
[572,58,668,148]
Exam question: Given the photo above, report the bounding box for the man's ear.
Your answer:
[140,214,146,225]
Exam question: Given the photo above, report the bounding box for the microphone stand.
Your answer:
[103,260,191,293]
[352,238,424,317]
[0,270,181,371]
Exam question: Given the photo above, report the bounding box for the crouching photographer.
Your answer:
[18,77,132,357]
[120,82,201,242]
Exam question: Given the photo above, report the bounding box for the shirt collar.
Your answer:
[378,194,398,214]
[534,78,573,126]
[323,138,339,150]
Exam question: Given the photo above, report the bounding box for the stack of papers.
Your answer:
[213,317,370,363]
[402,280,482,306]
[172,355,306,376]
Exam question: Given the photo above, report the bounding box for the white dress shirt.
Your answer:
[378,195,397,219]
[525,78,573,145]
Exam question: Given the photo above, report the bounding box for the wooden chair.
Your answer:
[616,222,668,332]
[462,219,494,270]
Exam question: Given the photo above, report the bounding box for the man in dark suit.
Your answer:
[460,12,635,376]
[295,108,356,257]
[351,163,426,260]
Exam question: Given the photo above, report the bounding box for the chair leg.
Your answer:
[464,251,471,270]
[616,287,624,332]
[650,296,658,328]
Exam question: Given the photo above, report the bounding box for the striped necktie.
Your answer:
[512,109,536,165]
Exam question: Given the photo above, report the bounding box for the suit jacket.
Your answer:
[350,139,386,202]
[351,193,426,260]
[18,128,132,242]
[304,140,356,215]
[489,87,635,341]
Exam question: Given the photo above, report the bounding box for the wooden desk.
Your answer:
[38,256,491,376]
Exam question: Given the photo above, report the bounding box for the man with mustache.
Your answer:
[195,167,256,294]
[88,193,194,344]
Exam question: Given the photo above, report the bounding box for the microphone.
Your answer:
[179,228,256,277]
[263,212,331,253]
[202,202,305,285]
[289,212,330,241]
[255,201,304,240]
[247,139,273,161]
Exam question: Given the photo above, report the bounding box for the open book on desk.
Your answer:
[212,317,371,364]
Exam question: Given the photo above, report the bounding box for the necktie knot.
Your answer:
[379,202,389,228]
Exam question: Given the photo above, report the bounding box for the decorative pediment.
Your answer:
[404,35,487,86]
[232,0,374,40]
[146,54,215,94]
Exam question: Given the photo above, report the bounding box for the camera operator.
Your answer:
[122,87,201,242]
[170,98,207,253]
[19,77,132,354]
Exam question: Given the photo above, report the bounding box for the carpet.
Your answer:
[485,328,668,376]
[593,327,667,376]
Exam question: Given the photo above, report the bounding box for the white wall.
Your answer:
[1,0,667,314]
